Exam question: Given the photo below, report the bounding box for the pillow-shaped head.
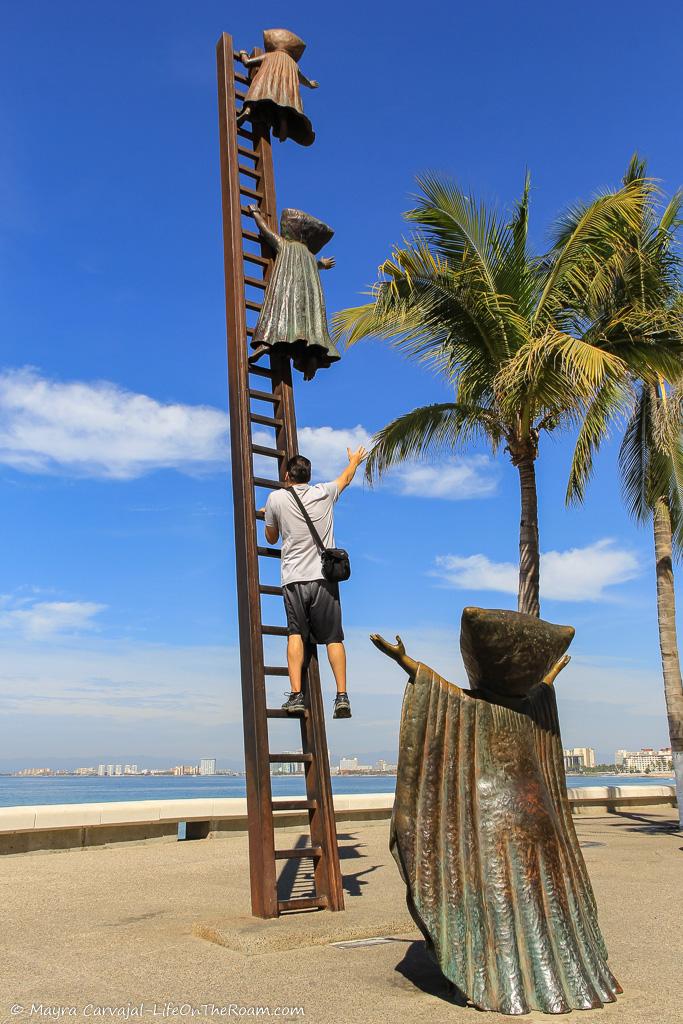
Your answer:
[460,607,575,697]
[263,29,306,61]
[280,208,334,253]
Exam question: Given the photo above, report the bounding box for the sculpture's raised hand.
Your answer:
[370,634,418,678]
[318,256,335,270]
[542,654,571,686]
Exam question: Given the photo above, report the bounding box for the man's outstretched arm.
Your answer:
[335,446,367,495]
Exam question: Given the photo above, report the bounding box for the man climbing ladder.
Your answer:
[264,447,367,718]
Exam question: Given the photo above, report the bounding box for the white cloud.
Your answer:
[0,596,105,639]
[391,456,498,499]
[433,539,641,601]
[0,367,228,479]
[295,424,498,500]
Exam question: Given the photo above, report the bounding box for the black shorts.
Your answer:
[282,579,344,645]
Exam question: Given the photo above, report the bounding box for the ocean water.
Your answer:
[0,773,674,808]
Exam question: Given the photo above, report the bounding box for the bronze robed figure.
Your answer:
[372,608,622,1015]
[248,205,340,381]
[237,29,318,146]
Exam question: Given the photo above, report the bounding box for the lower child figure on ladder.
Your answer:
[264,448,366,718]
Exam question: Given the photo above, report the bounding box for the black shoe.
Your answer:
[281,691,305,714]
[333,693,352,719]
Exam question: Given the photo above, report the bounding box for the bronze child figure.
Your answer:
[247,205,340,381]
[237,28,318,146]
[372,608,622,1016]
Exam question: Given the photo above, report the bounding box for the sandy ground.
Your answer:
[0,809,681,1023]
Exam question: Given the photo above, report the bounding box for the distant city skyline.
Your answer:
[5,744,675,778]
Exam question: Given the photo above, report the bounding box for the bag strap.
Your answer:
[288,486,326,554]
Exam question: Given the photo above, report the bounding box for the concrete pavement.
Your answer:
[1,810,681,1023]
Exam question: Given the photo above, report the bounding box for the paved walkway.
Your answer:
[1,811,681,1023]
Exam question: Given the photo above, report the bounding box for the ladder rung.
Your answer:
[260,585,284,596]
[237,127,254,142]
[264,666,289,676]
[272,799,318,811]
[233,70,250,87]
[244,274,266,290]
[237,145,257,160]
[242,229,261,244]
[255,510,265,521]
[269,753,313,764]
[250,413,282,428]
[261,622,287,634]
[240,185,263,201]
[278,896,328,912]
[241,205,256,218]
[244,251,269,267]
[252,444,286,458]
[235,89,247,101]
[249,364,272,377]
[245,299,262,313]
[274,846,322,860]
[253,477,283,490]
[246,327,256,338]
[238,164,261,181]
[257,548,282,561]
[267,707,308,719]
[249,388,277,403]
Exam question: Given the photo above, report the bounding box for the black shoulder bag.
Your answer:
[288,487,351,583]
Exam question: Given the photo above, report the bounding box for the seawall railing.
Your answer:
[0,786,676,855]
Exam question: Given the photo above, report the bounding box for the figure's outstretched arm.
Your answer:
[542,654,571,686]
[317,256,335,270]
[298,69,319,89]
[370,634,418,680]
[248,206,282,253]
[238,51,265,68]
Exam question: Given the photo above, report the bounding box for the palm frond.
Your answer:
[364,402,501,483]
[619,384,656,522]
[566,379,634,504]
[537,178,657,328]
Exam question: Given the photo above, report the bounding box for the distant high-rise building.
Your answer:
[563,747,596,771]
[614,747,673,772]
[339,757,358,772]
[198,758,216,776]
[114,764,123,775]
[97,764,106,776]
[106,764,115,776]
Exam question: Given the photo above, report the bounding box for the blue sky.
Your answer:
[1,1,681,768]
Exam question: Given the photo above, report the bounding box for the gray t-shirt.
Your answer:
[264,481,338,586]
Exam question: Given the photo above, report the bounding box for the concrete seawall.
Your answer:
[0,785,676,854]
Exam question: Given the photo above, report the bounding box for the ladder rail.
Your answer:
[216,32,277,920]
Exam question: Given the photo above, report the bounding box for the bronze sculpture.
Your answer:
[247,205,340,381]
[237,29,317,146]
[372,608,622,1015]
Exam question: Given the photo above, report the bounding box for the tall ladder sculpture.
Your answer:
[216,33,345,919]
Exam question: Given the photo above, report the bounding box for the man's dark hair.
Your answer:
[286,455,311,483]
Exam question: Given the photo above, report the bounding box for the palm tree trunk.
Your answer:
[653,497,683,826]
[516,453,541,617]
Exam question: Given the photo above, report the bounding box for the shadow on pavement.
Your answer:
[393,939,468,1006]
[277,831,380,901]
[604,810,681,836]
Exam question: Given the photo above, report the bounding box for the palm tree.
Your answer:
[333,173,678,616]
[562,156,683,822]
